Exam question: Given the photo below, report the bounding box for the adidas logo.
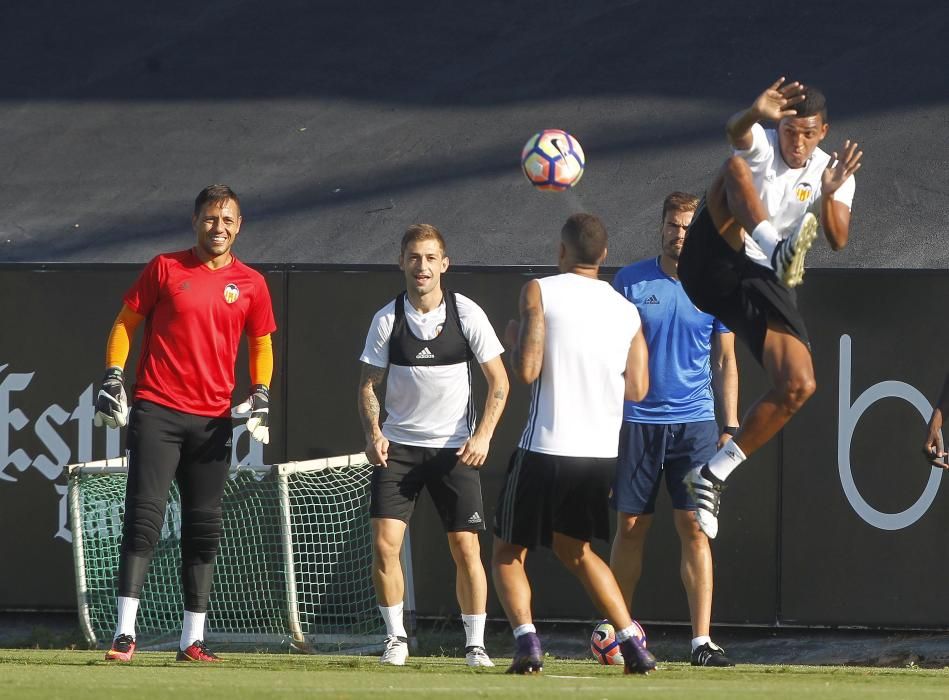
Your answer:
[467,511,482,524]
[415,347,435,360]
[643,294,660,304]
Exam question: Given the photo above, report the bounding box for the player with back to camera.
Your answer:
[677,79,863,539]
[610,191,739,666]
[492,212,657,675]
[94,185,276,662]
[357,224,509,668]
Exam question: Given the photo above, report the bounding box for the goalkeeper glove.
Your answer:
[236,384,270,444]
[93,367,129,429]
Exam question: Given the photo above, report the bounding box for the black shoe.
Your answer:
[691,641,734,667]
[506,632,543,675]
[620,636,657,674]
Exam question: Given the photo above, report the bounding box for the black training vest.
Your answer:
[389,291,475,367]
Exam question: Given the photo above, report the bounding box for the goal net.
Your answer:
[66,454,415,652]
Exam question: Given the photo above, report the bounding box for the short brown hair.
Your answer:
[561,212,607,265]
[194,184,240,216]
[794,86,828,122]
[400,223,447,256]
[661,191,699,223]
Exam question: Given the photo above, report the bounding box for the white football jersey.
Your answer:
[518,273,641,458]
[360,292,504,448]
[738,123,856,266]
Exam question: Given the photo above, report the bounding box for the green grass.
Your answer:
[0,650,949,700]
[1,650,948,700]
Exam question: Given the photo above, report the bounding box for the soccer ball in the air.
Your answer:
[590,620,646,665]
[521,129,585,191]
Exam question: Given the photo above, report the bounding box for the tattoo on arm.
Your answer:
[357,363,386,437]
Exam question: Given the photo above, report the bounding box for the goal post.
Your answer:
[66,454,416,652]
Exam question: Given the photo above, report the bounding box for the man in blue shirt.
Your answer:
[610,192,739,666]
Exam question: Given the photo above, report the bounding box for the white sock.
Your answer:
[180,610,206,651]
[614,625,638,644]
[692,635,711,651]
[707,439,748,482]
[751,220,781,260]
[462,613,486,648]
[512,623,536,638]
[379,603,407,638]
[114,596,139,639]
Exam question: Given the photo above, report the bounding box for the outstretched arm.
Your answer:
[457,356,509,467]
[726,77,806,149]
[357,362,389,466]
[711,331,740,448]
[820,140,863,250]
[504,279,545,385]
[924,373,949,468]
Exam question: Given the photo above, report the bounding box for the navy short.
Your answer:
[610,420,719,515]
[370,441,486,532]
[494,448,614,550]
[678,201,810,365]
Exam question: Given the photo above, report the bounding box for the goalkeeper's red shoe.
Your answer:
[176,640,221,662]
[104,634,136,662]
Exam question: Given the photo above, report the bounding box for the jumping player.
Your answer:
[94,185,276,662]
[492,213,656,675]
[357,224,508,667]
[678,79,863,538]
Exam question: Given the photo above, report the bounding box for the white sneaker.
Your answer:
[684,465,725,539]
[772,213,818,288]
[380,635,409,666]
[465,646,495,667]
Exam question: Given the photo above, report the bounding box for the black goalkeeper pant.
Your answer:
[117,400,231,613]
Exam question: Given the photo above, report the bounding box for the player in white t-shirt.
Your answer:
[357,224,508,668]
[492,213,657,676]
[677,79,864,540]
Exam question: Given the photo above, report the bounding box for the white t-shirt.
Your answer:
[518,273,641,458]
[737,123,856,266]
[360,292,504,448]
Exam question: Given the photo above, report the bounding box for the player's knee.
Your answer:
[121,497,166,554]
[780,373,817,412]
[449,532,481,565]
[615,514,650,542]
[180,508,223,563]
[373,536,402,564]
[674,511,707,543]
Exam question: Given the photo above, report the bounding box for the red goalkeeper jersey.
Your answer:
[124,249,277,417]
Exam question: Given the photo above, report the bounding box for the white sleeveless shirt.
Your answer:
[518,273,641,458]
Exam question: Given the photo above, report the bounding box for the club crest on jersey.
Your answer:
[223,283,240,304]
[795,183,814,203]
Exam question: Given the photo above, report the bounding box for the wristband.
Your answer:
[723,426,739,436]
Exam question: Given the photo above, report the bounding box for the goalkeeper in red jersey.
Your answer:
[94,185,276,662]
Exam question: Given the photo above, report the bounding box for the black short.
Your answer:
[369,442,486,532]
[678,201,810,364]
[493,448,614,550]
[125,400,232,520]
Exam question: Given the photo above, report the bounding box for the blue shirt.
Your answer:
[612,257,729,424]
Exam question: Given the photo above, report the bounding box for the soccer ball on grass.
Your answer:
[590,619,646,665]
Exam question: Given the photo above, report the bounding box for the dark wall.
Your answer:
[2,265,947,629]
[1,1,947,269]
